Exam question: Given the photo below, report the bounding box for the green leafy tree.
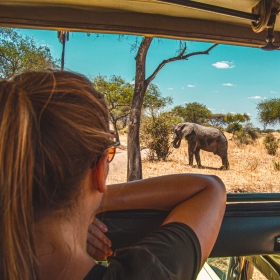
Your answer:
[0,28,58,79]
[143,83,173,116]
[224,113,250,136]
[93,75,172,143]
[257,98,280,129]
[207,113,226,128]
[172,102,212,124]
[93,75,134,143]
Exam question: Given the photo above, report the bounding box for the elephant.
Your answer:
[173,122,229,170]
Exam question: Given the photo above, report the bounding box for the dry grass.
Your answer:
[108,132,280,193]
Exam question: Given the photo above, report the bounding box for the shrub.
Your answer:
[140,112,174,161]
[243,123,259,141]
[235,130,251,146]
[263,133,278,155]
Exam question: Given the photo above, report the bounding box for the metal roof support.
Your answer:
[157,0,260,21]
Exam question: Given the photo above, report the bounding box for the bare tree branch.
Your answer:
[145,43,218,86]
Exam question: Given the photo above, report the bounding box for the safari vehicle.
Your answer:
[1,0,280,279]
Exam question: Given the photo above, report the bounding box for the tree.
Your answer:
[93,75,172,143]
[224,113,250,136]
[143,83,173,117]
[93,75,134,143]
[257,98,280,129]
[172,102,212,124]
[207,113,226,128]
[0,28,57,79]
[127,39,218,181]
[57,31,69,70]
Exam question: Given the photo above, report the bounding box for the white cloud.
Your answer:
[208,108,216,111]
[167,87,173,90]
[181,87,185,90]
[212,90,218,93]
[130,81,135,85]
[248,95,264,99]
[212,61,235,69]
[247,113,251,116]
[222,109,225,112]
[270,90,278,94]
[187,84,196,88]
[223,83,234,87]
[230,111,236,114]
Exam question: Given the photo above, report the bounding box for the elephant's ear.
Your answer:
[181,123,194,137]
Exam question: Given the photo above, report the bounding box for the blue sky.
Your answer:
[19,29,280,129]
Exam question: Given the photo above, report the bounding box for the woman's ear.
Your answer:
[91,154,108,193]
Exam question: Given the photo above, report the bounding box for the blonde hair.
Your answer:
[0,70,110,280]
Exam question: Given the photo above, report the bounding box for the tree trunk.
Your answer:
[61,33,66,70]
[127,37,153,181]
[112,120,120,143]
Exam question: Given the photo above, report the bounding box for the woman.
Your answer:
[0,70,226,280]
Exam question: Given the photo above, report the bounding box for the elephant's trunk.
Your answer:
[173,138,181,149]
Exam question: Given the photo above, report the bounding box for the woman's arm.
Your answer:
[98,174,226,266]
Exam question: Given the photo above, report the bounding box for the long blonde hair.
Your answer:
[0,70,110,280]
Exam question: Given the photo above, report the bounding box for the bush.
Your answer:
[234,130,251,146]
[234,124,259,147]
[140,112,174,161]
[243,123,259,141]
[263,133,278,155]
[226,123,242,134]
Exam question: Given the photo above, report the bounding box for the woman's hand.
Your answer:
[87,217,113,260]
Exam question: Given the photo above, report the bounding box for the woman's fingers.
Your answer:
[87,218,113,260]
[92,217,109,233]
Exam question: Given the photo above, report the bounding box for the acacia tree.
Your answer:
[172,102,212,124]
[127,37,218,181]
[257,98,280,129]
[207,113,226,128]
[224,113,250,136]
[0,28,57,79]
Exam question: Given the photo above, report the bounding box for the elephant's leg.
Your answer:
[188,147,194,166]
[195,149,202,168]
[221,155,229,170]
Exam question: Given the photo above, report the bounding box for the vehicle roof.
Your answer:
[1,0,280,48]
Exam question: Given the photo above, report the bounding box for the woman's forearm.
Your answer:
[98,174,225,213]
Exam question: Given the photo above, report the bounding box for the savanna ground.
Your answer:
[108,132,280,193]
[107,132,280,280]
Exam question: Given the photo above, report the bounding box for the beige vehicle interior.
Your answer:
[1,1,280,279]
[1,0,280,49]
